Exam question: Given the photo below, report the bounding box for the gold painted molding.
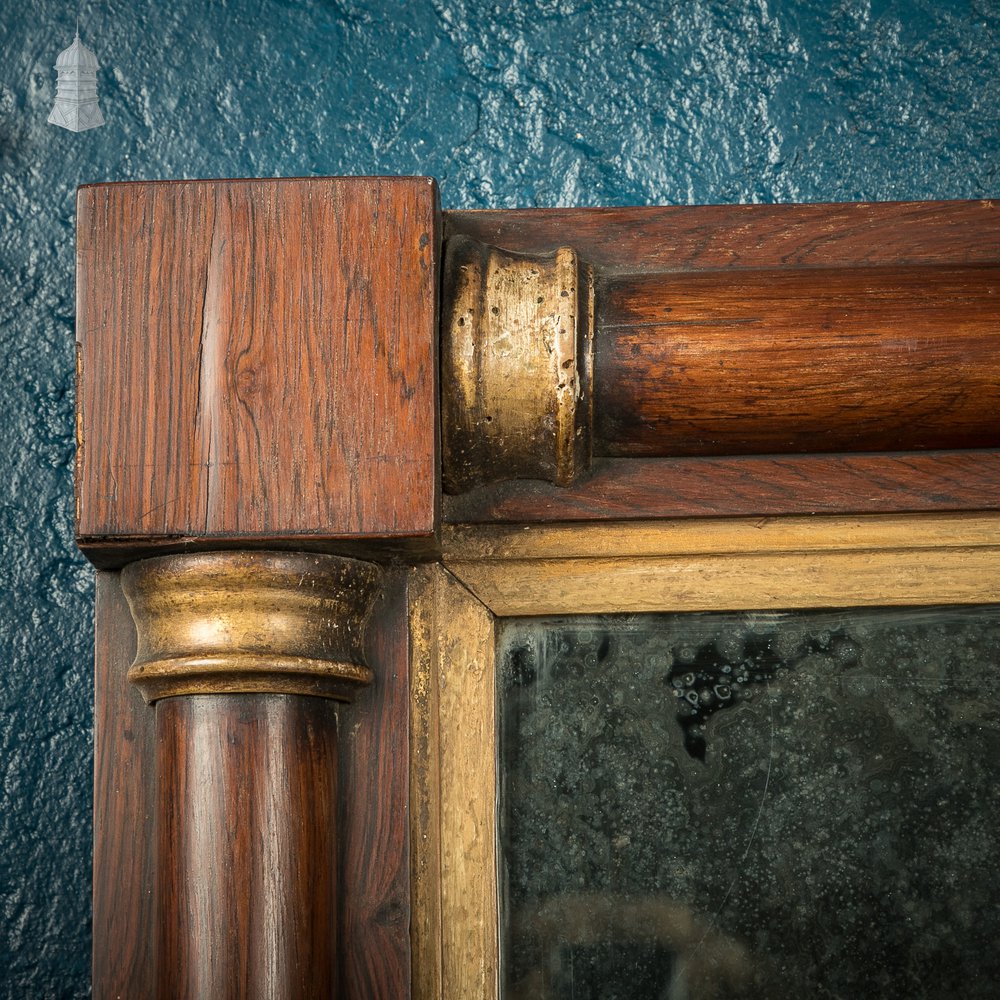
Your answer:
[442,513,1000,616]
[410,515,1000,1000]
[443,512,1000,560]
[441,235,594,492]
[409,564,499,1000]
[121,550,381,702]
[410,514,1000,998]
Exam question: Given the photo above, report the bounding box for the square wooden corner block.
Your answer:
[76,176,440,561]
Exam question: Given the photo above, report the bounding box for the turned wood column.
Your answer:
[441,203,1000,492]
[121,551,379,999]
[155,694,338,998]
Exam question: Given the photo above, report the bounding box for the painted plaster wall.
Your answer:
[0,0,996,995]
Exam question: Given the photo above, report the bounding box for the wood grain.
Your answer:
[444,200,998,275]
[156,694,339,1000]
[443,451,1000,523]
[92,571,154,999]
[76,177,439,559]
[595,264,1000,456]
[338,569,412,998]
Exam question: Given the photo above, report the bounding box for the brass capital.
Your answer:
[121,551,381,703]
[441,235,594,493]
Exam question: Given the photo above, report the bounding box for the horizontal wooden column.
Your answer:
[442,199,1000,493]
[594,263,1000,457]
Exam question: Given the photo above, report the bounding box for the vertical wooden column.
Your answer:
[155,695,339,998]
[121,551,379,999]
[77,178,440,998]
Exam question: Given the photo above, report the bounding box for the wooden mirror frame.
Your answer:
[76,178,999,998]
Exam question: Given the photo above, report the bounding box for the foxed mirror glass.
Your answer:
[498,606,1000,1000]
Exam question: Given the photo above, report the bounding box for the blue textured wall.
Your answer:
[0,0,996,995]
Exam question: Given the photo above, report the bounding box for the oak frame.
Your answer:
[409,511,1000,999]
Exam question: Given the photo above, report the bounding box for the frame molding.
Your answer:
[409,565,498,1000]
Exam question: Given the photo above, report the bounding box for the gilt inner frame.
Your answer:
[408,512,1000,998]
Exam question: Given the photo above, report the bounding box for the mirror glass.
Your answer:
[497,606,1000,999]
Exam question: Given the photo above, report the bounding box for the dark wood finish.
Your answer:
[92,571,155,999]
[88,191,1000,1000]
[93,569,411,1000]
[76,177,440,560]
[156,695,339,1000]
[595,264,1000,456]
[338,570,412,997]
[443,451,1000,524]
[79,533,435,572]
[444,200,998,274]
[443,202,1000,474]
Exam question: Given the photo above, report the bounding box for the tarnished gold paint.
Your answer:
[440,513,1000,616]
[120,550,381,703]
[407,564,499,1000]
[441,236,593,492]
